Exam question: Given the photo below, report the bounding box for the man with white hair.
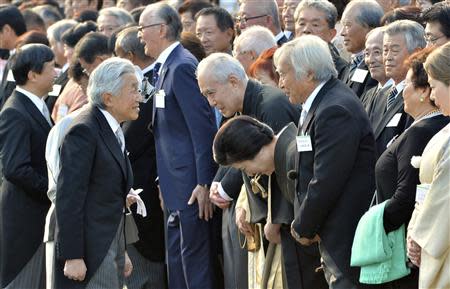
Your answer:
[237,0,288,46]
[274,35,376,289]
[97,7,134,37]
[370,20,426,159]
[54,57,140,289]
[233,25,277,74]
[196,53,327,289]
[340,0,384,97]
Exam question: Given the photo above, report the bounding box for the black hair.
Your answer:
[75,9,99,23]
[74,32,110,64]
[0,5,27,36]
[10,43,54,85]
[131,6,145,23]
[178,1,213,18]
[22,9,46,32]
[213,115,274,166]
[422,2,450,38]
[195,6,235,32]
[61,20,97,47]
[68,60,88,83]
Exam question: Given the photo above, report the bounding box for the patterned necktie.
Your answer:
[152,62,162,86]
[300,109,308,127]
[42,103,52,126]
[348,54,364,79]
[386,86,398,111]
[115,127,125,154]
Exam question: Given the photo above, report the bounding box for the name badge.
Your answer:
[48,84,62,96]
[7,70,15,82]
[351,68,369,83]
[386,113,402,127]
[155,90,165,108]
[415,184,430,203]
[296,135,312,152]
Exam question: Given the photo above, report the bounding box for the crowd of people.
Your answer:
[0,0,449,289]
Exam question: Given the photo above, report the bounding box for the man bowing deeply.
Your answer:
[55,58,141,289]
[138,3,218,289]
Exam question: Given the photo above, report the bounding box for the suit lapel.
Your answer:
[374,91,404,139]
[16,91,51,133]
[94,107,127,178]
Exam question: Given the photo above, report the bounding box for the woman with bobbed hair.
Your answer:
[248,47,279,88]
[407,42,450,289]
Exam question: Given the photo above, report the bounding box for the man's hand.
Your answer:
[264,222,281,244]
[188,184,213,221]
[124,251,133,277]
[64,259,87,281]
[209,182,231,209]
[407,236,421,267]
[236,207,254,236]
[290,222,320,246]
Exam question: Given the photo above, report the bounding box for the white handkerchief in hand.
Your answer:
[127,188,147,217]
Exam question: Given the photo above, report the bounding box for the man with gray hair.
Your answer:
[114,26,166,289]
[98,7,134,37]
[233,25,277,74]
[340,0,384,97]
[274,35,376,289]
[237,0,288,46]
[196,53,321,289]
[294,0,348,80]
[370,19,426,159]
[54,57,141,288]
[138,3,218,288]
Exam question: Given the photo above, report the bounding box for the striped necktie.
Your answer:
[386,86,398,111]
[152,62,162,86]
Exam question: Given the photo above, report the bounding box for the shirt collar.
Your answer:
[284,30,293,39]
[393,79,406,94]
[379,78,394,90]
[142,62,155,75]
[274,31,285,43]
[99,108,121,134]
[15,86,46,114]
[302,81,326,114]
[61,62,69,73]
[155,41,180,74]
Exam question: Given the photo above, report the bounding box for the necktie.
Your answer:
[152,62,162,86]
[348,54,363,79]
[386,86,398,111]
[42,103,52,126]
[115,127,125,154]
[300,109,307,127]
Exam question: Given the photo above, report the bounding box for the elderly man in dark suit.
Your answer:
[275,35,376,289]
[0,44,55,289]
[138,3,218,288]
[54,57,141,289]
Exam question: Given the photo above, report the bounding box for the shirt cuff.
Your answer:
[214,181,233,201]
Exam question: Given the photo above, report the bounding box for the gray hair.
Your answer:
[241,0,282,31]
[343,0,384,29]
[274,35,337,81]
[294,0,338,29]
[143,3,182,41]
[87,57,136,109]
[384,20,426,53]
[234,25,276,56]
[47,19,77,43]
[365,26,385,40]
[98,7,134,27]
[197,52,248,84]
[116,26,149,61]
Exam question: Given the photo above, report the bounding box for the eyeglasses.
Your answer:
[137,23,164,32]
[235,14,267,24]
[425,34,446,45]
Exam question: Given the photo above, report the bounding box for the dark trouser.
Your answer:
[319,242,357,289]
[166,205,214,289]
[222,202,248,289]
[280,226,328,289]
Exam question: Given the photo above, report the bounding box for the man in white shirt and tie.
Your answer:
[0,43,56,289]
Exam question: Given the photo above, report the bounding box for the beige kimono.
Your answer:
[409,123,450,289]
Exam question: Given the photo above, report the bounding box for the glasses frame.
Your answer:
[235,14,268,24]
[425,34,446,45]
[138,22,164,32]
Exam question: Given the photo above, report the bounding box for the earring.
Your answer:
[420,97,424,102]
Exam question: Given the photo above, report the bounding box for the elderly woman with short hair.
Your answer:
[407,42,450,289]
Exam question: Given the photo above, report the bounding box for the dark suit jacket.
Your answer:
[122,81,165,262]
[329,43,348,81]
[152,44,218,210]
[0,90,51,287]
[292,78,376,284]
[55,105,133,289]
[277,34,289,46]
[368,89,413,159]
[342,60,378,98]
[46,68,70,113]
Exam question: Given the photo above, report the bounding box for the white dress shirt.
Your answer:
[15,86,49,119]
[154,41,180,75]
[300,81,326,126]
[99,108,124,152]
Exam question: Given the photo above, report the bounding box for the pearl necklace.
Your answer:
[410,109,442,128]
